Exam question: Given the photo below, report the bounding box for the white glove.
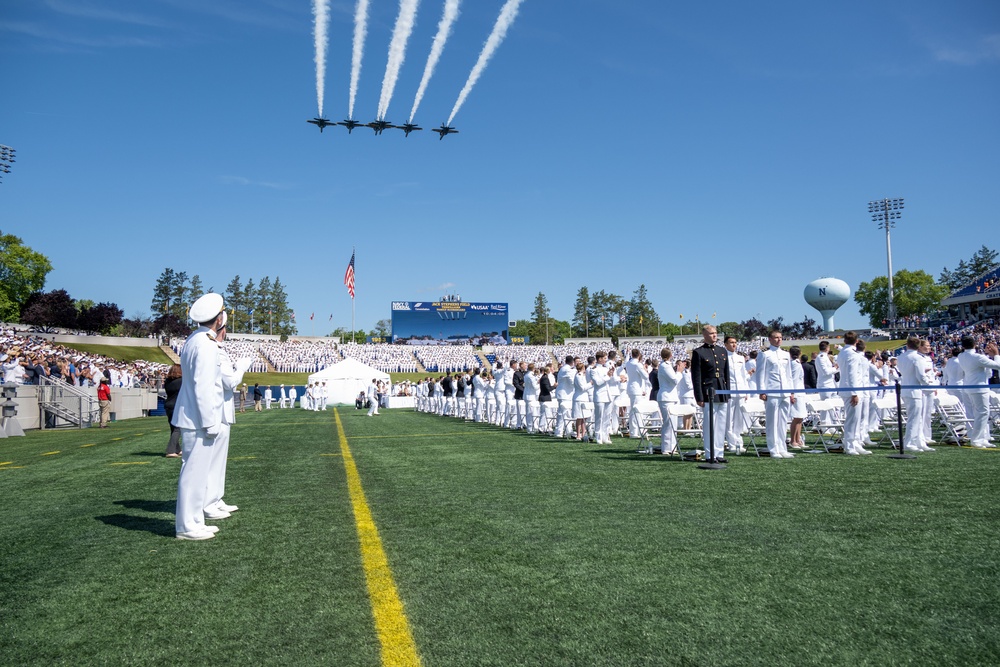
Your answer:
[205,423,220,438]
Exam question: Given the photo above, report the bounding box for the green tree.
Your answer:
[939,245,998,291]
[532,292,550,325]
[0,231,52,322]
[572,286,590,337]
[373,318,391,337]
[21,289,78,330]
[224,275,244,329]
[627,284,660,336]
[855,269,949,326]
[189,274,204,300]
[269,276,295,336]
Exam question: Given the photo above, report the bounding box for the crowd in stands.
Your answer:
[948,266,1000,299]
[411,345,481,372]
[924,319,1000,370]
[254,340,341,373]
[1,327,168,388]
[339,343,420,373]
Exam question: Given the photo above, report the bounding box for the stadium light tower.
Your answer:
[869,197,903,324]
[0,144,15,184]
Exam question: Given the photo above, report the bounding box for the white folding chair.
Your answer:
[934,393,972,445]
[872,395,902,450]
[741,397,769,456]
[632,400,663,454]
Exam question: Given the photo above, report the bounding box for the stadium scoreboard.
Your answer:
[391,301,509,345]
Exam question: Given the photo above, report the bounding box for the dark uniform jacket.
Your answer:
[513,369,525,400]
[690,343,730,403]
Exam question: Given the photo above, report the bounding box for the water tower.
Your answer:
[804,278,851,332]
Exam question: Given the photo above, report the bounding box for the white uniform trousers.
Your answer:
[922,391,935,443]
[627,391,645,438]
[204,423,232,511]
[701,401,728,459]
[967,391,993,446]
[658,399,678,453]
[504,391,517,427]
[554,399,573,437]
[175,427,218,534]
[765,396,790,457]
[841,399,863,452]
[903,395,924,451]
[494,393,507,426]
[525,400,540,433]
[593,401,611,444]
[725,398,747,451]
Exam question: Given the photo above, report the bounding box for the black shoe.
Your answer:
[714,457,728,464]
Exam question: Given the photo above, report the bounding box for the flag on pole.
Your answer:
[329,314,333,321]
[291,312,296,321]
[310,313,315,321]
[344,250,356,299]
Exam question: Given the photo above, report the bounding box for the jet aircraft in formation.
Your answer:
[431,124,459,140]
[306,117,455,139]
[338,119,364,133]
[397,123,422,137]
[306,117,336,132]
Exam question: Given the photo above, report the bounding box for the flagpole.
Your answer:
[352,298,356,344]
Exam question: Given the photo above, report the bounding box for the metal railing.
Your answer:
[37,377,99,429]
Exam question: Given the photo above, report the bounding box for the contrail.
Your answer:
[447,0,525,126]
[376,0,421,121]
[348,0,371,118]
[312,0,330,117]
[408,0,461,123]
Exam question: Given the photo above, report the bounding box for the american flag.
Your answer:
[344,250,356,299]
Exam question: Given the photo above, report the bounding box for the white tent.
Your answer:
[307,357,390,405]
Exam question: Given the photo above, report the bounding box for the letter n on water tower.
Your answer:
[819,288,826,296]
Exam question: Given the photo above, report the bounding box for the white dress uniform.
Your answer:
[367,380,380,416]
[836,345,867,454]
[657,361,681,454]
[572,369,594,438]
[279,385,288,408]
[958,348,1000,447]
[288,387,297,408]
[473,373,488,422]
[625,357,650,439]
[754,345,794,458]
[725,351,749,452]
[172,313,226,539]
[207,351,251,516]
[589,362,613,445]
[504,366,517,429]
[554,362,577,438]
[493,368,507,426]
[897,348,933,452]
[523,372,540,433]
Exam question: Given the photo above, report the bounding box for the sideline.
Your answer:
[333,408,422,667]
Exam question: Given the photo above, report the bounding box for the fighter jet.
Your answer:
[396,123,422,138]
[338,119,364,134]
[431,124,459,140]
[367,119,397,135]
[306,117,336,132]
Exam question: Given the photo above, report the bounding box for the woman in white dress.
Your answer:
[788,346,808,449]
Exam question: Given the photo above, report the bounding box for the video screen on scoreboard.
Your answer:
[391,301,509,345]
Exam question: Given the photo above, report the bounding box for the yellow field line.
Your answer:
[334,409,422,667]
[41,451,60,456]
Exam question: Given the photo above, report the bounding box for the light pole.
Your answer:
[0,145,15,184]
[869,198,904,325]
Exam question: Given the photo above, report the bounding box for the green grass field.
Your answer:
[2,407,998,666]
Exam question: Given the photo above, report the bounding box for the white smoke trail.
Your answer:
[447,0,524,126]
[376,0,421,121]
[348,0,371,118]
[312,0,330,117]
[408,0,461,123]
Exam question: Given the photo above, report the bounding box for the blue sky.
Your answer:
[2,0,998,335]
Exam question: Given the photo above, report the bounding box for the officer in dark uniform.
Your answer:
[690,324,730,463]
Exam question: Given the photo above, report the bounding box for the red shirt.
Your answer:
[97,384,112,401]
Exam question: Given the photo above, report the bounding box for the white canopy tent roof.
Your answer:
[307,357,390,405]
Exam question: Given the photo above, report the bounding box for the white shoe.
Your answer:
[970,442,989,449]
[844,448,860,456]
[857,448,872,455]
[216,502,239,512]
[920,445,936,452]
[781,452,796,458]
[176,530,215,541]
[204,508,231,520]
[202,525,220,534]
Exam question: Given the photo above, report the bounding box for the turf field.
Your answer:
[2,408,998,666]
